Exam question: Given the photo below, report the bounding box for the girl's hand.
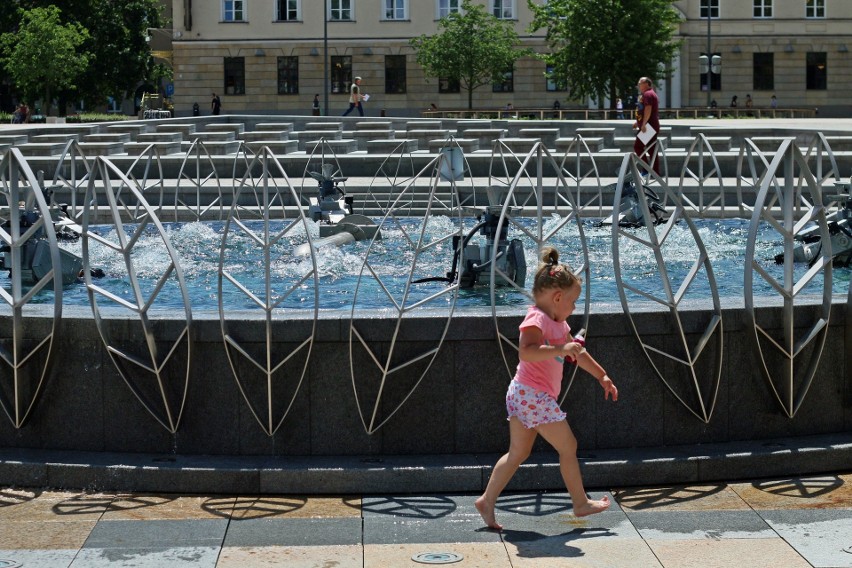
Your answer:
[600,375,618,401]
[563,342,586,359]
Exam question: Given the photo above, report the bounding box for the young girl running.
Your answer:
[475,246,618,530]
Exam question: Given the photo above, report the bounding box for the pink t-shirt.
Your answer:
[514,305,572,399]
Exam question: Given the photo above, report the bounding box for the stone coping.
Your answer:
[1,432,848,494]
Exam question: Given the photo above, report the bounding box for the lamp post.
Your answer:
[323,3,329,116]
[706,6,711,108]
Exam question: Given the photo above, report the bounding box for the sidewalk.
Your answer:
[1,472,850,567]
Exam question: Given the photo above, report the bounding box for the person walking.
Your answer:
[312,94,321,116]
[475,246,618,530]
[211,93,221,115]
[632,76,661,176]
[341,77,365,117]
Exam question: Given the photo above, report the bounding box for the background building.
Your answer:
[160,0,851,117]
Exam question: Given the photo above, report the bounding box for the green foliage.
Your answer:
[66,112,132,122]
[0,5,90,115]
[1,0,164,111]
[529,0,682,108]
[410,0,531,109]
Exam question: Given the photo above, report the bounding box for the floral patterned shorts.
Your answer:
[506,379,567,429]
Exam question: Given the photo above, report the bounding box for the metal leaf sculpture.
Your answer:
[612,152,723,423]
[81,157,192,433]
[0,149,63,428]
[218,147,318,436]
[744,139,832,418]
[349,151,462,434]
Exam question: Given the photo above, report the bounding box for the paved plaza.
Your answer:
[1,472,851,567]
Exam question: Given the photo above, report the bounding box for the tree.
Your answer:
[0,0,164,112]
[0,5,90,115]
[529,0,682,109]
[410,0,531,110]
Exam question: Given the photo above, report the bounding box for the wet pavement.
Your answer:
[1,472,850,567]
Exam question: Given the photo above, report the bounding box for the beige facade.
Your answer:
[163,0,852,117]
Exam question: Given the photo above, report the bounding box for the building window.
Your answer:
[753,0,772,18]
[491,0,514,19]
[329,0,353,21]
[439,77,460,93]
[383,0,407,20]
[331,56,352,94]
[699,0,719,18]
[223,0,245,21]
[437,0,461,18]
[753,52,774,91]
[224,57,245,95]
[699,52,721,92]
[277,56,299,94]
[805,0,825,18]
[545,65,566,92]
[492,67,514,92]
[276,0,300,21]
[384,55,406,94]
[806,52,827,90]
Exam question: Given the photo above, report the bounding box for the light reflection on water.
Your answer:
[8,216,850,311]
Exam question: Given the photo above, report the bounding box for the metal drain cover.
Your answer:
[0,560,21,568]
[411,552,464,564]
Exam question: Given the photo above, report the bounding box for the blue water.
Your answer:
[11,216,851,311]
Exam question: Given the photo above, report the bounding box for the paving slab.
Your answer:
[627,510,776,540]
[81,518,228,548]
[71,546,221,567]
[219,544,363,567]
[760,509,852,567]
[0,549,79,568]
[365,543,510,568]
[646,538,811,568]
[223,517,362,546]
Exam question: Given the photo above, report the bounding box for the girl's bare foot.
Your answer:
[475,496,502,530]
[573,495,611,517]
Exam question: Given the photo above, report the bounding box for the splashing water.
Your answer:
[7,217,849,311]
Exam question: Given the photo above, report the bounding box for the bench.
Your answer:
[406,120,442,130]
[290,130,343,150]
[350,129,395,150]
[406,129,451,147]
[355,121,393,130]
[493,137,541,153]
[461,128,506,148]
[555,137,605,153]
[83,133,132,143]
[76,142,125,156]
[366,139,419,154]
[253,122,295,132]
[136,132,183,144]
[189,131,237,143]
[427,138,480,153]
[575,127,617,146]
[303,139,358,154]
[180,140,241,155]
[0,135,30,145]
[14,143,68,156]
[31,134,81,143]
[106,124,149,137]
[518,128,561,148]
[243,140,299,155]
[123,141,183,155]
[304,122,342,131]
[241,131,290,143]
[205,123,245,135]
[157,123,196,136]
